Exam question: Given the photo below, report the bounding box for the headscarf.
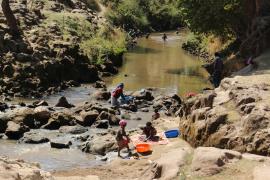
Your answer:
[119,120,127,128]
[117,83,124,89]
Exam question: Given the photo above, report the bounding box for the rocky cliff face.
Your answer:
[179,71,270,156]
[241,0,270,57]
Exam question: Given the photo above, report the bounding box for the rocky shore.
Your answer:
[0,87,181,156]
[178,51,270,156]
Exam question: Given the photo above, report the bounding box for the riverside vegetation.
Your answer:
[1,0,270,180]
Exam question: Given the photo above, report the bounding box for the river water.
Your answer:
[0,32,210,171]
[106,32,211,96]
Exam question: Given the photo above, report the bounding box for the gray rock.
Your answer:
[94,120,109,129]
[77,110,99,126]
[19,132,49,144]
[80,134,117,155]
[59,125,88,134]
[50,140,72,149]
[5,121,30,140]
[55,96,75,108]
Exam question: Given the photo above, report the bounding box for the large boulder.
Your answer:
[33,106,51,127]
[80,134,117,155]
[0,156,53,180]
[132,89,154,101]
[55,96,75,108]
[19,131,49,144]
[91,90,111,101]
[142,148,190,180]
[10,107,36,129]
[0,114,9,133]
[0,102,8,111]
[5,121,30,140]
[41,112,75,130]
[77,110,99,126]
[97,111,120,125]
[191,147,242,176]
[93,120,109,129]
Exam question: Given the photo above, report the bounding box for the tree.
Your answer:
[180,0,246,40]
[1,0,20,36]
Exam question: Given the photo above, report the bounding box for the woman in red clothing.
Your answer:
[111,83,126,107]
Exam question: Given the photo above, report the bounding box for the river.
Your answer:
[0,32,211,171]
[106,31,211,96]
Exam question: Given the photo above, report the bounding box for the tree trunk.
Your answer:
[1,0,20,37]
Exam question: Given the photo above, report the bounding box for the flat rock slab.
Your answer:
[50,140,72,149]
[59,125,88,134]
[253,165,270,180]
[55,175,100,180]
[142,147,190,180]
[191,147,242,176]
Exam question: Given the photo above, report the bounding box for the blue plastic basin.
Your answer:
[165,130,180,138]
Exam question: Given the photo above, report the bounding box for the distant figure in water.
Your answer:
[162,33,167,42]
[146,33,150,39]
[111,83,126,107]
[211,52,224,88]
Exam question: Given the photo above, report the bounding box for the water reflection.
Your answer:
[106,32,211,96]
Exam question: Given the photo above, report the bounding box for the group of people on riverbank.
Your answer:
[110,83,159,157]
[110,52,225,157]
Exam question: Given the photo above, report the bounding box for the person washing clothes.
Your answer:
[111,83,126,107]
[142,122,158,141]
[116,120,131,157]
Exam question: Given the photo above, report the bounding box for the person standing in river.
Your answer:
[212,52,224,88]
[111,83,126,107]
[162,33,168,42]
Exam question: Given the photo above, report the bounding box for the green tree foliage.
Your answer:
[180,0,246,39]
[106,0,150,32]
[104,0,183,32]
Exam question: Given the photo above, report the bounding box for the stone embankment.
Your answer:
[179,51,270,156]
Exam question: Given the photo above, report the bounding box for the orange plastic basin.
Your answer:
[136,143,151,153]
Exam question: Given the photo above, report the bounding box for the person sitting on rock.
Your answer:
[143,122,158,141]
[111,83,126,107]
[152,109,160,120]
[116,120,131,157]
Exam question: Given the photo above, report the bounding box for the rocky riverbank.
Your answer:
[0,0,126,100]
[178,51,270,156]
[52,117,270,180]
[0,87,181,158]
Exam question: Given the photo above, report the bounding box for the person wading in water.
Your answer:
[162,33,168,42]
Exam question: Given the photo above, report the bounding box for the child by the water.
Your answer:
[116,120,131,157]
[152,109,160,120]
